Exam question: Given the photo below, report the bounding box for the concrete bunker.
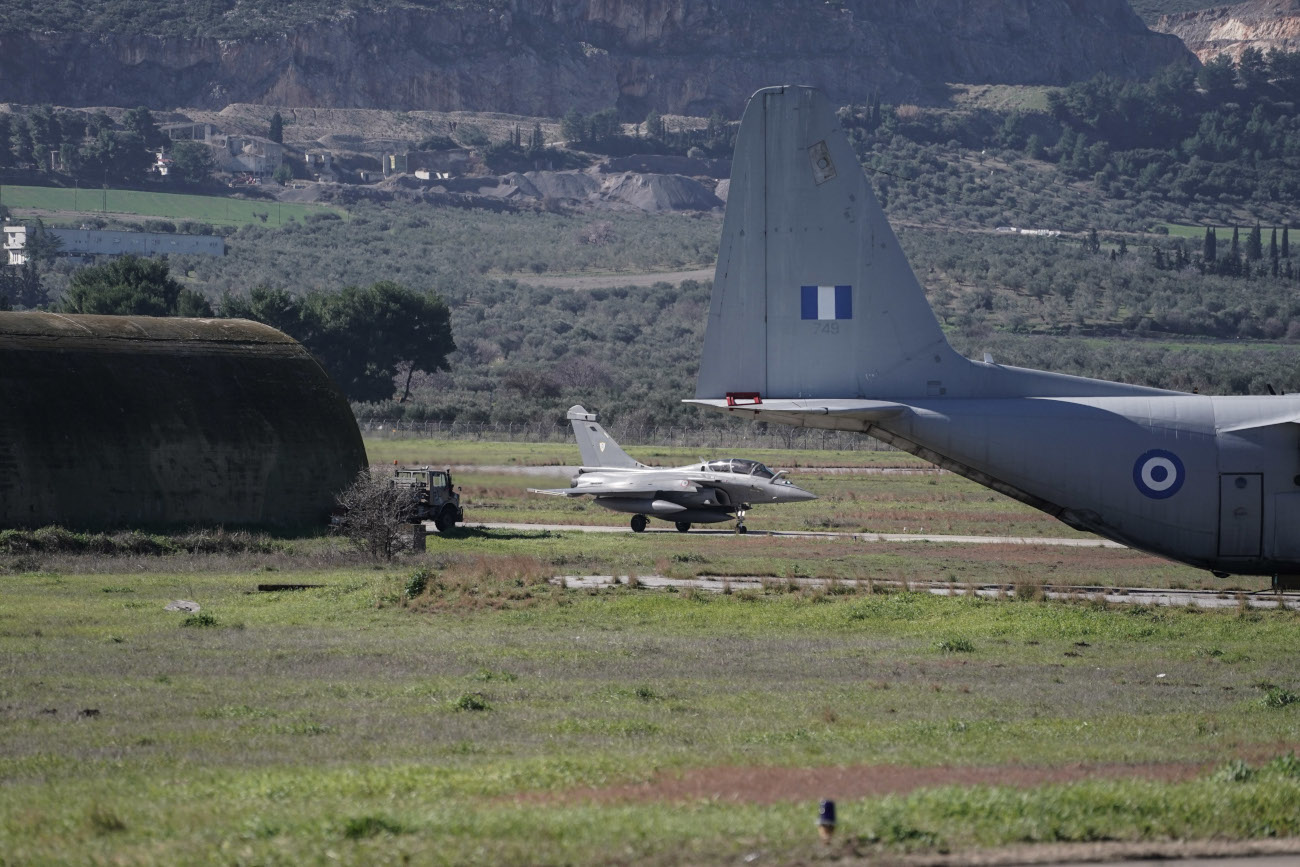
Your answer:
[0,312,367,530]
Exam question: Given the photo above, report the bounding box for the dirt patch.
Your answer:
[520,758,1278,807]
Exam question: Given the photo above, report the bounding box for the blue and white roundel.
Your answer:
[1133,449,1185,499]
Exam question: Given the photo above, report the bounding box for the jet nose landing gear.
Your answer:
[630,515,648,533]
[735,506,749,534]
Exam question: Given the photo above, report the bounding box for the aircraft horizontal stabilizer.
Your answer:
[1216,410,1300,433]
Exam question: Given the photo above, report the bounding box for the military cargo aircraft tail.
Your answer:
[567,405,645,469]
[694,85,1161,404]
[688,85,1300,583]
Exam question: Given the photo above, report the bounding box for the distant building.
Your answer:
[157,122,284,177]
[4,225,224,265]
[390,149,471,176]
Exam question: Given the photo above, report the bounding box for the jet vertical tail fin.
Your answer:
[695,85,963,402]
[567,405,644,469]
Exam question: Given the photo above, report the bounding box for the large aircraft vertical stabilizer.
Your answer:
[697,85,959,401]
[690,85,1300,584]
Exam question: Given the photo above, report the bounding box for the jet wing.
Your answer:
[529,480,702,497]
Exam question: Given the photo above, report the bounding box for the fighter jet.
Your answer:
[529,405,816,533]
[689,85,1300,588]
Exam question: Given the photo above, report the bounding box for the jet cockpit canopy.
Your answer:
[704,458,775,479]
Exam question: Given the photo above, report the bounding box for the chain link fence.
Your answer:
[358,418,893,452]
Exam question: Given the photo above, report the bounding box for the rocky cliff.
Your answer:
[1154,0,1300,62]
[0,0,1192,115]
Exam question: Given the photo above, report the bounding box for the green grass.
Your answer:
[0,183,345,227]
[2,553,1299,863]
[362,435,928,469]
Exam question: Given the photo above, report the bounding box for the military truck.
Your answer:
[391,466,463,532]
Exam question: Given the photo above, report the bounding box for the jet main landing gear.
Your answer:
[675,521,692,533]
[630,514,648,533]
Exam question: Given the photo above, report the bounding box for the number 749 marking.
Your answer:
[816,322,840,335]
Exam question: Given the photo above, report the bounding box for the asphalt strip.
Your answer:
[462,521,1123,547]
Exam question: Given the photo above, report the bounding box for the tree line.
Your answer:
[0,105,214,185]
[23,252,455,405]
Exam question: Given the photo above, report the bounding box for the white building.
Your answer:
[4,225,224,265]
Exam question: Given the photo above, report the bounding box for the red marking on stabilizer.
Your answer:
[725,392,762,407]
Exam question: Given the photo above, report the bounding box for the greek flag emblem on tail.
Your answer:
[800,285,852,320]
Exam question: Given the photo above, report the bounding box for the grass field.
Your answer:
[2,441,1296,863]
[0,183,345,227]
[361,436,926,469]
[2,539,1299,864]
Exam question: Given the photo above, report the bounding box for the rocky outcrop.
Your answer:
[0,0,1192,114]
[1154,1,1300,62]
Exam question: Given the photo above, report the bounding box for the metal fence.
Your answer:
[357,418,894,452]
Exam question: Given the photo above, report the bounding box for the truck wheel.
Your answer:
[434,507,457,533]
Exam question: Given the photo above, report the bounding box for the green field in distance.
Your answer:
[0,183,345,227]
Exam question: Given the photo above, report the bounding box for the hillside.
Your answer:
[0,0,1190,114]
[1155,0,1300,61]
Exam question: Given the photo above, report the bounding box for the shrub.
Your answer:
[341,816,406,838]
[405,567,434,598]
[1262,686,1298,709]
[181,613,217,628]
[935,637,975,653]
[453,692,490,711]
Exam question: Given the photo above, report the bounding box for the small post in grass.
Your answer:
[412,523,427,552]
[817,799,836,844]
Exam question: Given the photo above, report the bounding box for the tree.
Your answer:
[561,108,587,144]
[220,286,301,333]
[272,163,293,185]
[268,111,283,144]
[27,105,61,169]
[60,254,183,315]
[176,288,214,317]
[1284,226,1291,259]
[1247,223,1263,261]
[1238,47,1269,91]
[0,259,46,310]
[0,114,12,168]
[23,219,63,269]
[78,129,152,184]
[587,108,621,143]
[1204,226,1217,262]
[121,106,165,149]
[221,282,456,404]
[168,141,215,184]
[1198,54,1237,101]
[9,115,34,167]
[644,109,665,140]
[299,281,456,403]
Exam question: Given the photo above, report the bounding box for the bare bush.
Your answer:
[331,469,415,561]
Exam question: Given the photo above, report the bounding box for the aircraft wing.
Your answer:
[529,480,702,498]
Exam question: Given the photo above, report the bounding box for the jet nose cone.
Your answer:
[783,486,818,502]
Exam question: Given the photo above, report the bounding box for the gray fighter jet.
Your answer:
[529,405,816,533]
[689,85,1300,587]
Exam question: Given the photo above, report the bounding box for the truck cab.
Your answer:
[392,466,463,532]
